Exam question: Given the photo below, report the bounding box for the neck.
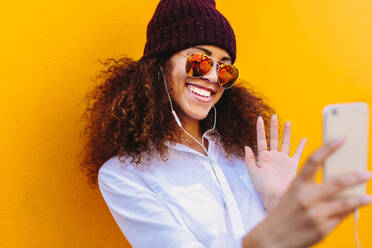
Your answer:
[179,115,202,143]
[176,114,209,156]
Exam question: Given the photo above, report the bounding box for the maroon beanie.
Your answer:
[143,0,237,63]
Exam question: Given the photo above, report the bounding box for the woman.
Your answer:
[80,0,371,247]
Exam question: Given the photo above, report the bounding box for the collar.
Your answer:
[163,132,221,159]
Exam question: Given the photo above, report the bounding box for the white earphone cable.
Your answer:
[354,209,361,248]
[159,65,216,155]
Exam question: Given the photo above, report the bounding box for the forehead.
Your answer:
[182,45,232,63]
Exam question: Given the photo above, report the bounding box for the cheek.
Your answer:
[172,68,187,91]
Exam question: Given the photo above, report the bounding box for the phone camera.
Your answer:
[332,109,338,115]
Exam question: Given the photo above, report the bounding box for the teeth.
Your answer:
[187,85,211,97]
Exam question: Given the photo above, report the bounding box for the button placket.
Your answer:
[207,157,246,239]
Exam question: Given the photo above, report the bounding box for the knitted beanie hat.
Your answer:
[143,0,237,63]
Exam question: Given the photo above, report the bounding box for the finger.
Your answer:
[320,211,350,237]
[292,138,307,162]
[281,121,291,155]
[257,116,268,153]
[319,194,372,218]
[315,171,371,200]
[331,211,349,221]
[270,114,279,151]
[245,146,257,171]
[314,206,353,238]
[297,136,345,181]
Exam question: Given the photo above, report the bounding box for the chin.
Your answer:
[185,107,212,120]
[191,113,209,121]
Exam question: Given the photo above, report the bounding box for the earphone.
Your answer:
[354,209,361,248]
[159,65,216,155]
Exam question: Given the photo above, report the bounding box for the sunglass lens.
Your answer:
[218,64,239,88]
[186,54,213,77]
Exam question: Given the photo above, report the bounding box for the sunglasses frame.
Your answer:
[181,53,239,89]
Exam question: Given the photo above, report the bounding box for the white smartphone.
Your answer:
[322,102,370,197]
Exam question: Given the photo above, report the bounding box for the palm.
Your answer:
[255,150,299,197]
[245,115,307,213]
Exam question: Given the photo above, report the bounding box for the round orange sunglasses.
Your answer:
[183,53,239,89]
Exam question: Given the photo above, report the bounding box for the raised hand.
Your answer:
[242,137,372,248]
[245,114,307,213]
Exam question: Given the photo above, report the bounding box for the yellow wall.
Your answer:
[1,0,371,247]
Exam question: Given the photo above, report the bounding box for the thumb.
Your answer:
[245,146,257,172]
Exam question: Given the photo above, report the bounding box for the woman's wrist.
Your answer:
[241,214,285,248]
[242,231,264,248]
[242,227,274,248]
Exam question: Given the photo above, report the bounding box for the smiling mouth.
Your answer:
[185,83,216,98]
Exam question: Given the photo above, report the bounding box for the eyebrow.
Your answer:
[193,46,232,63]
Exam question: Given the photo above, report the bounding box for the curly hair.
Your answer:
[78,55,281,187]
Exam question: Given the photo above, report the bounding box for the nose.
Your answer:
[201,63,219,84]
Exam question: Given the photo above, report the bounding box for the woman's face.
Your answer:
[167,45,232,121]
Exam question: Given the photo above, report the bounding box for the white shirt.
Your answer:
[98,133,267,248]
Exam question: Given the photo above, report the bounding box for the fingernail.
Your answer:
[361,195,372,204]
[333,136,344,144]
[360,171,372,180]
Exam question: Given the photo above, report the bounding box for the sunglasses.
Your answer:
[183,53,239,89]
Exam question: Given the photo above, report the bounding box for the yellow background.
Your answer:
[1,0,371,247]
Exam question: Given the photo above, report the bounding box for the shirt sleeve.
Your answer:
[98,163,245,248]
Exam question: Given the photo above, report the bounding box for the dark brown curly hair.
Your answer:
[78,54,281,187]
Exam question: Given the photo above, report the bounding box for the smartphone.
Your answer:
[322,102,370,197]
